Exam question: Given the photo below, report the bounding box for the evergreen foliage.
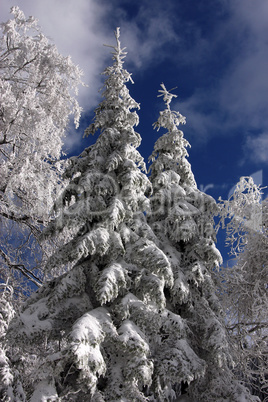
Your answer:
[8,28,171,401]
[5,28,262,401]
[148,84,255,401]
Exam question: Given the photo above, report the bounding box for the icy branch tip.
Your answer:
[115,27,120,40]
[158,83,178,106]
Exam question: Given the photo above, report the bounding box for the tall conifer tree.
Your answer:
[8,29,171,401]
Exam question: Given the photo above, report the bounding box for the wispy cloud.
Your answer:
[218,0,268,130]
[176,89,219,144]
[244,133,268,165]
[171,0,268,156]
[117,6,179,70]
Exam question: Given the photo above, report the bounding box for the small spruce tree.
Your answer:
[148,84,258,401]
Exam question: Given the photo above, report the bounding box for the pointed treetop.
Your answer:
[104,27,128,67]
[157,83,178,108]
[84,27,138,137]
[153,83,186,132]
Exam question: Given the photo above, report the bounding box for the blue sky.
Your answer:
[1,0,268,258]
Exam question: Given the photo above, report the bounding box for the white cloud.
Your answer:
[244,133,268,165]
[118,10,178,70]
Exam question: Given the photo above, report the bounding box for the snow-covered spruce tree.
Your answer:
[8,29,179,401]
[0,7,83,298]
[217,177,268,400]
[148,84,258,401]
